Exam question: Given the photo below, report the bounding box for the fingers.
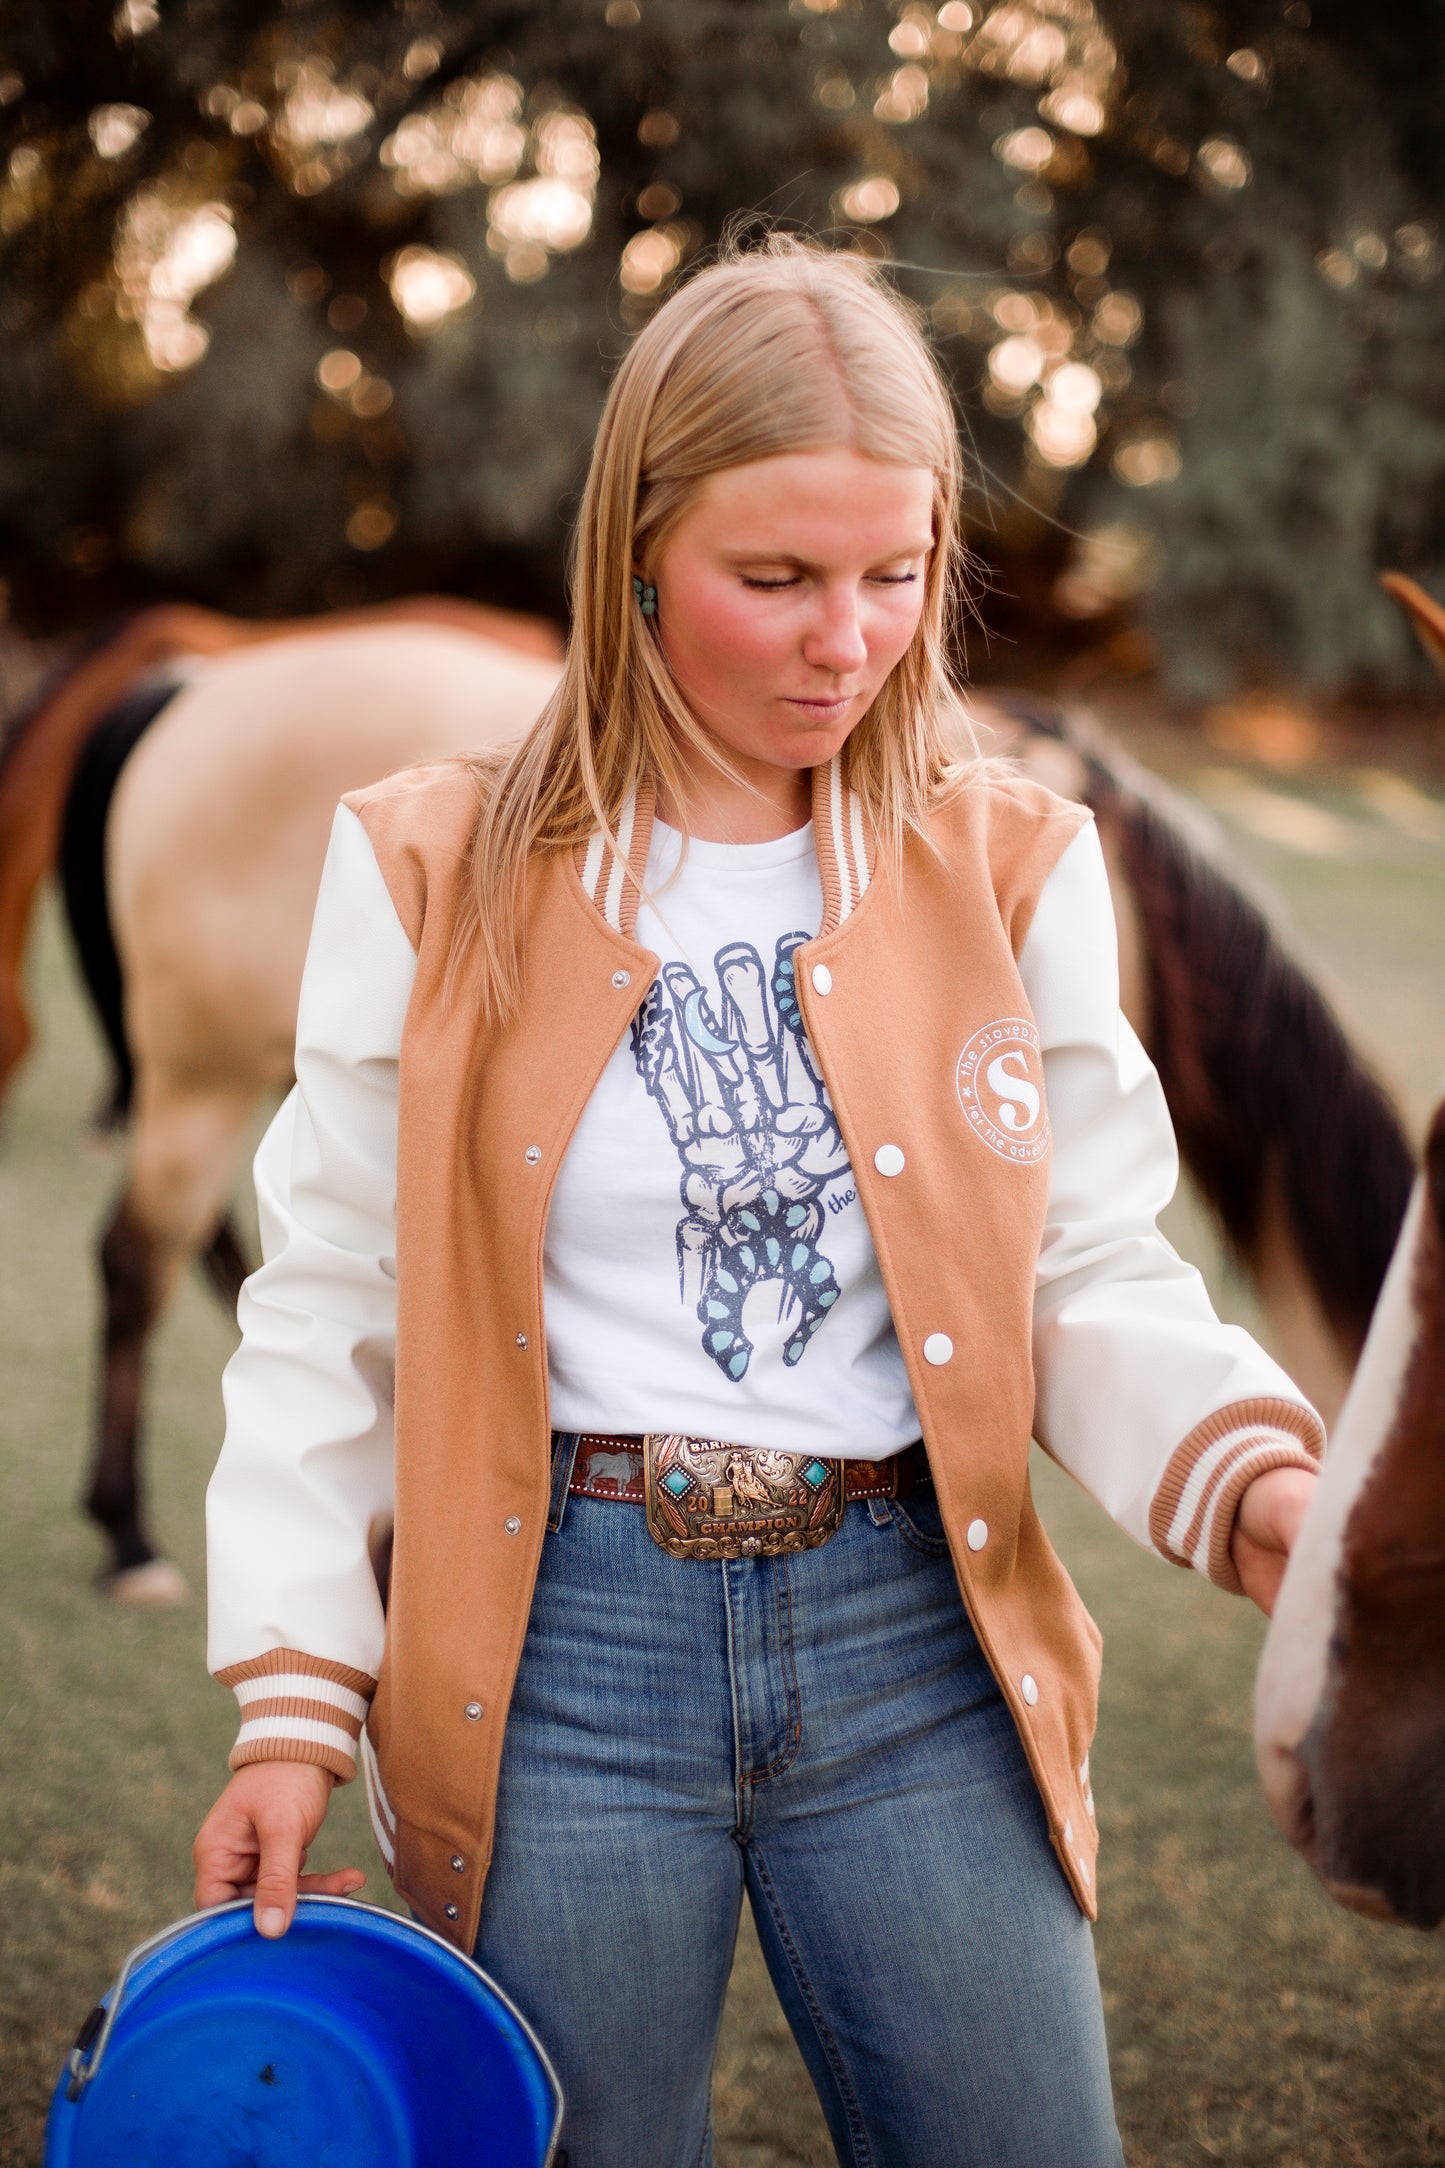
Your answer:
[298,1868,368,1899]
[192,1763,343,1935]
[253,1824,306,1939]
[193,1795,262,1910]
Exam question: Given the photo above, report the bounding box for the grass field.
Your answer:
[2,740,1443,2166]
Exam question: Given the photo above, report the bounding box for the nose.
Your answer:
[803,584,869,678]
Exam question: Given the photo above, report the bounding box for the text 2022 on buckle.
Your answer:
[642,1434,846,1560]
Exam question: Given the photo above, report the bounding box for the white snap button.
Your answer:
[611,969,631,989]
[1077,1857,1091,1887]
[1021,1673,1039,1706]
[1064,1818,1074,1845]
[811,964,832,995]
[524,1145,542,1165]
[444,1902,460,1921]
[504,1516,522,1535]
[464,1701,483,1722]
[873,1144,905,1177]
[966,1518,988,1551]
[922,1333,953,1366]
[515,1332,528,1349]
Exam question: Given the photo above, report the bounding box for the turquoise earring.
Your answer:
[632,575,657,616]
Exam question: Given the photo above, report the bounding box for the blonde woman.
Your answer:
[194,240,1322,2167]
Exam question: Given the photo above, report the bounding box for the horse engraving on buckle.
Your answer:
[642,1434,846,1560]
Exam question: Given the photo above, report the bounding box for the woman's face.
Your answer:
[648,446,935,792]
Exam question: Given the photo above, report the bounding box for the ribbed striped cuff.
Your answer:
[1149,1396,1324,1594]
[215,1648,377,1784]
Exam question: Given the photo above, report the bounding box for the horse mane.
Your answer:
[993,692,1416,1355]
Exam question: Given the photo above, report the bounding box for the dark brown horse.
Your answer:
[979,693,1414,1416]
[1256,572,1445,1928]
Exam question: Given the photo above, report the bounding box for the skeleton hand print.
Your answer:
[633,933,852,1379]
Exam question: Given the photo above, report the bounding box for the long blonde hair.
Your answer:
[456,233,972,1015]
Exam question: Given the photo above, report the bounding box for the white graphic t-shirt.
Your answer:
[543,818,919,1456]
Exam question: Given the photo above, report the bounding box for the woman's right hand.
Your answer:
[193,1762,365,1937]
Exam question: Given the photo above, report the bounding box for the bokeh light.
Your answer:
[1113,435,1182,487]
[114,193,237,371]
[386,245,476,330]
[836,175,900,223]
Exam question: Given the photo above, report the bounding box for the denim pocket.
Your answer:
[885,1486,951,1557]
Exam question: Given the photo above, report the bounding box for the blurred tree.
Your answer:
[0,0,1441,694]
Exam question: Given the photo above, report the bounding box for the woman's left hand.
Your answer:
[1229,1465,1319,1616]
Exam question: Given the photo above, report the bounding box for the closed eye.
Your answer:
[740,570,920,591]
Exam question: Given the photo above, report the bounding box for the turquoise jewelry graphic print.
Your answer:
[633,935,853,1378]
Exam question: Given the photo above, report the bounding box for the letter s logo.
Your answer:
[956,1019,1050,1163]
[986,1050,1040,1133]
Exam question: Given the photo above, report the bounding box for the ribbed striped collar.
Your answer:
[575,755,875,941]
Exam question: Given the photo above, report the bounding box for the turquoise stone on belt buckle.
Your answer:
[642,1433,847,1560]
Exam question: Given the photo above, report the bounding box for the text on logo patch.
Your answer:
[955,1018,1049,1163]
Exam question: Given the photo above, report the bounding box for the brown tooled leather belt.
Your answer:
[560,1431,930,1561]
[569,1433,929,1505]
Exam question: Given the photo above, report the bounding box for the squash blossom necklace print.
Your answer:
[633,934,853,1379]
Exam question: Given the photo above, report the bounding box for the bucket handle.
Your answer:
[65,1899,252,2102]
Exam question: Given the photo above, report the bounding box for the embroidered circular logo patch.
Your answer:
[955,1018,1049,1162]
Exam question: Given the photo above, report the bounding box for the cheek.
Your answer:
[664,582,791,691]
[868,589,927,676]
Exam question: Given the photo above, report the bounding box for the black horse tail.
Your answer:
[57,677,184,1124]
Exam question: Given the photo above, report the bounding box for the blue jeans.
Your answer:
[474,1471,1122,2168]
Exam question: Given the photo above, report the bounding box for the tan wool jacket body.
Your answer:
[209,755,1323,1950]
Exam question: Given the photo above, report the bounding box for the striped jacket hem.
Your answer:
[1149,1395,1324,1593]
[216,1647,377,1784]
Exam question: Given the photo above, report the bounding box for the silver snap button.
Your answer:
[464,1701,483,1722]
[873,1144,905,1177]
[515,1332,528,1349]
[450,1854,466,1873]
[611,969,631,989]
[922,1332,953,1366]
[1021,1673,1039,1706]
[966,1518,988,1551]
[444,1903,460,1921]
[504,1515,522,1535]
[811,963,832,995]
[524,1145,542,1165]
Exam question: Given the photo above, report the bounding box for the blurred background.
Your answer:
[1,3,1444,2164]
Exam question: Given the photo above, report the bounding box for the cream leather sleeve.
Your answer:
[1023,822,1323,1592]
[206,804,416,1779]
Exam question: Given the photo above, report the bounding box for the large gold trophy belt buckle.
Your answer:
[642,1434,846,1560]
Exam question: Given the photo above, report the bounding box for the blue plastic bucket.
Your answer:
[43,1896,563,2166]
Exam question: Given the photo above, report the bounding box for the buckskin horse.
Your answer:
[0,605,1415,1601]
[1255,572,1445,1929]
[0,599,562,1599]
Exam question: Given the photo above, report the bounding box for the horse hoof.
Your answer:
[108,1558,190,1607]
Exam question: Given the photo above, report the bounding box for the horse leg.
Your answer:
[199,1213,252,1309]
[87,1080,256,1603]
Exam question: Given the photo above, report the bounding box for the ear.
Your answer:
[1380,572,1445,680]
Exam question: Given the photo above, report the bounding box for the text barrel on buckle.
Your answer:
[642,1434,846,1560]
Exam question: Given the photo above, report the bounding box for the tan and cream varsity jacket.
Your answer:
[207,754,1323,1949]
